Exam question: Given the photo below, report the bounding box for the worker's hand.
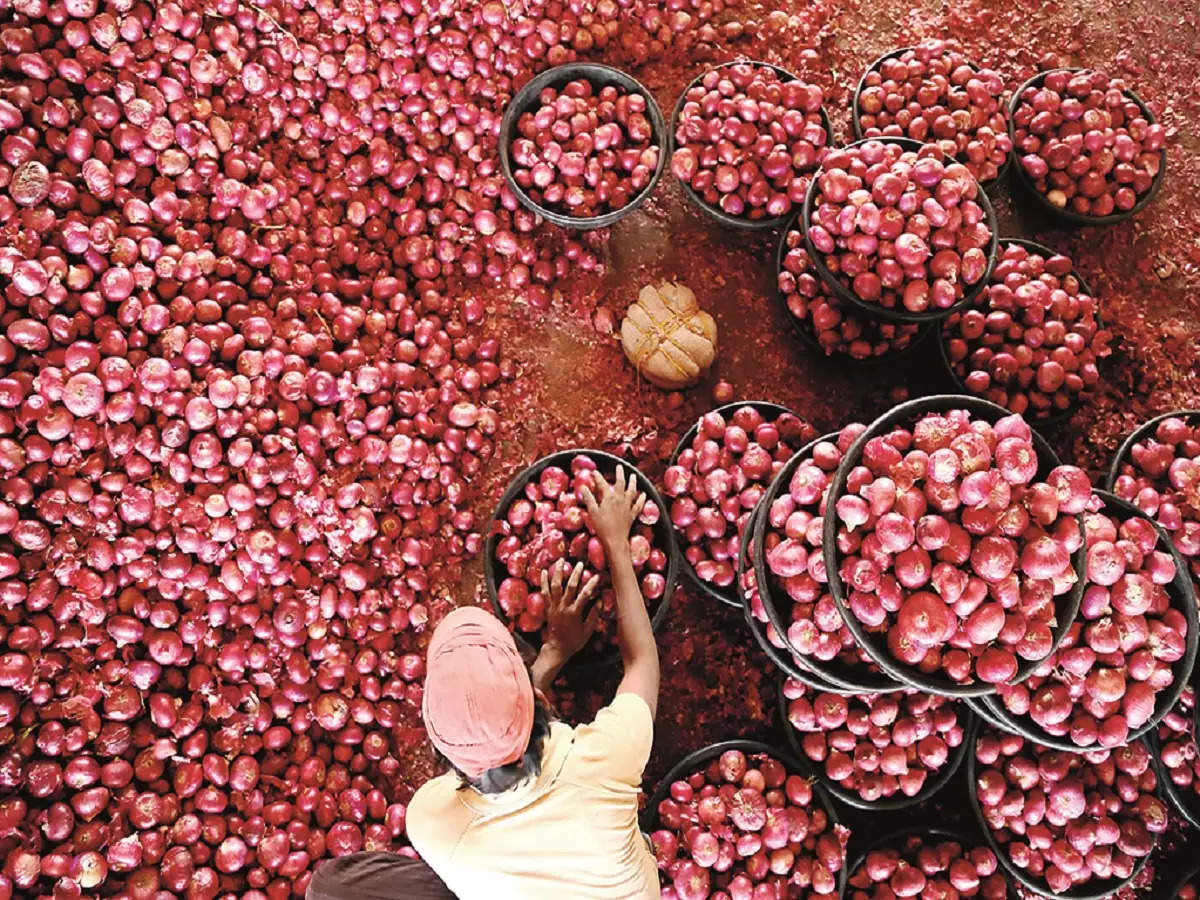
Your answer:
[580,467,646,553]
[540,559,602,662]
[532,560,601,692]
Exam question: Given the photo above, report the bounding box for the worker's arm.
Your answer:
[581,467,660,719]
[530,559,601,697]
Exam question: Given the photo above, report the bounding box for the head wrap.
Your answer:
[422,606,535,777]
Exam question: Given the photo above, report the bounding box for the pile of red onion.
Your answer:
[758,423,879,672]
[652,747,848,899]
[492,455,667,646]
[510,79,660,218]
[846,832,1008,899]
[0,0,740,891]
[942,241,1110,419]
[973,728,1166,894]
[671,63,830,221]
[783,678,965,804]
[1012,68,1167,217]
[992,495,1189,748]
[663,405,815,593]
[1111,413,1200,583]
[832,409,1087,687]
[855,39,1012,185]
[807,141,994,316]
[778,231,923,360]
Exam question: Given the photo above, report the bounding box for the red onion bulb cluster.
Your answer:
[779,232,923,359]
[510,79,660,218]
[942,242,1110,419]
[834,410,1088,686]
[1112,414,1200,583]
[808,141,993,315]
[492,455,666,648]
[856,39,1012,185]
[652,749,849,899]
[671,63,830,221]
[759,423,878,670]
[847,833,1007,899]
[783,678,965,803]
[994,496,1187,747]
[1157,687,1199,806]
[663,405,815,591]
[974,729,1166,894]
[1012,69,1166,217]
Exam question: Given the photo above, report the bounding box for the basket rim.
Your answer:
[752,430,908,693]
[936,236,1102,428]
[1006,67,1167,226]
[498,63,668,230]
[977,489,1198,752]
[665,400,802,609]
[777,676,974,811]
[482,448,678,671]
[849,43,1013,192]
[821,394,1086,697]
[668,60,836,230]
[800,136,1000,324]
[966,717,1159,900]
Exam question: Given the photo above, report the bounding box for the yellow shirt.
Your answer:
[407,693,661,900]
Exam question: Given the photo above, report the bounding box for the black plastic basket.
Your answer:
[738,503,855,693]
[801,137,1000,324]
[966,718,1159,900]
[850,45,1013,192]
[498,63,668,230]
[1007,68,1167,227]
[1104,408,1200,493]
[778,677,973,812]
[844,824,1018,899]
[823,394,1085,697]
[964,696,1010,732]
[1149,728,1200,829]
[669,61,836,230]
[775,214,932,366]
[752,432,907,694]
[979,490,1197,751]
[483,449,678,670]
[937,237,1103,428]
[665,401,801,609]
[641,739,848,897]
[1164,857,1200,899]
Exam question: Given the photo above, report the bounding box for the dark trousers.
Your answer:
[307,852,457,899]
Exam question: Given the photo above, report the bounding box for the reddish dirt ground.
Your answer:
[430,0,1200,891]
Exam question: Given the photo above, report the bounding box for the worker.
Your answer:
[307,466,661,899]
[307,851,455,900]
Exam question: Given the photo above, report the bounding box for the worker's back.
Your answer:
[407,694,661,900]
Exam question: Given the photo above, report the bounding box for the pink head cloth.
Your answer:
[422,606,535,777]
